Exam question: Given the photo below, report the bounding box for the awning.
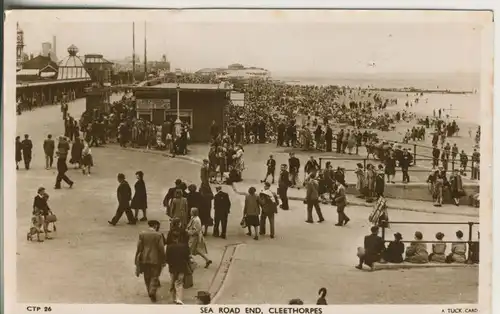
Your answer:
[40,72,57,78]
[17,69,39,76]
[16,78,91,88]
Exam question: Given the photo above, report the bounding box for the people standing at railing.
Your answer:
[404,231,429,264]
[365,163,376,203]
[460,150,469,174]
[384,152,396,184]
[449,169,465,206]
[399,148,413,183]
[355,163,366,198]
[451,143,459,162]
[429,232,447,263]
[446,230,467,264]
[432,145,441,169]
[471,149,480,180]
[375,165,385,198]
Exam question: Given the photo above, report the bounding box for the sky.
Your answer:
[14,10,489,75]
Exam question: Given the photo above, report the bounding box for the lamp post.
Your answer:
[174,69,182,137]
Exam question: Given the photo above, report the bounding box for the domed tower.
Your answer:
[57,45,91,81]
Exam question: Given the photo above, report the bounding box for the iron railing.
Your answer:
[380,220,479,262]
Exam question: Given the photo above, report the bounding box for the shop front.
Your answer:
[134,83,232,142]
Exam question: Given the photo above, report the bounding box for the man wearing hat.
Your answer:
[213,186,231,239]
[135,220,166,303]
[400,148,413,183]
[195,291,211,305]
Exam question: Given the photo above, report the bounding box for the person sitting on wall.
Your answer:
[382,232,404,263]
[405,231,429,264]
[356,226,385,271]
[446,230,467,264]
[429,232,447,263]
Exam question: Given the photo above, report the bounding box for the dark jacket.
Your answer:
[399,152,413,169]
[214,191,231,217]
[278,170,291,188]
[166,242,190,274]
[21,139,33,156]
[266,158,276,171]
[33,195,50,215]
[43,139,55,155]
[117,180,132,207]
[363,234,385,264]
[383,241,405,263]
[375,173,385,196]
[131,179,148,209]
[288,157,300,174]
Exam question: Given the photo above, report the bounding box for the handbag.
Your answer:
[183,273,194,289]
[240,216,247,228]
[45,214,57,223]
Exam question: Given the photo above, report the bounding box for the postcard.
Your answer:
[2,8,494,314]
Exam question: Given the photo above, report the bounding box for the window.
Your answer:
[165,109,193,128]
[138,112,152,121]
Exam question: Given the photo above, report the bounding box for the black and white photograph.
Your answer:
[2,8,494,312]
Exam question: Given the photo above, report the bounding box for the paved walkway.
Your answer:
[15,96,244,304]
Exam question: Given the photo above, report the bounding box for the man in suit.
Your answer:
[109,173,136,225]
[261,154,276,184]
[288,152,300,188]
[278,164,291,210]
[135,220,166,303]
[356,226,385,271]
[43,134,55,170]
[54,151,74,189]
[325,125,333,152]
[400,148,413,183]
[21,134,33,170]
[305,173,325,223]
[213,186,231,239]
[334,181,350,226]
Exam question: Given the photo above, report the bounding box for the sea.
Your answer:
[272,72,482,126]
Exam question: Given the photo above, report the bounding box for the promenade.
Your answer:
[15,99,478,305]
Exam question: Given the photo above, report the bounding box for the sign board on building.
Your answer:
[136,99,171,110]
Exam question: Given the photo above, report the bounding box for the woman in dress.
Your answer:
[131,171,148,222]
[365,164,376,203]
[429,232,447,263]
[384,152,396,184]
[186,207,212,268]
[70,137,84,169]
[449,169,465,206]
[171,189,189,228]
[81,141,93,175]
[354,163,365,198]
[15,136,22,170]
[243,186,261,240]
[232,145,245,181]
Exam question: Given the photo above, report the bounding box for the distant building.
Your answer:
[84,54,114,85]
[196,64,270,80]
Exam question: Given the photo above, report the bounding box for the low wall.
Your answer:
[343,182,479,205]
